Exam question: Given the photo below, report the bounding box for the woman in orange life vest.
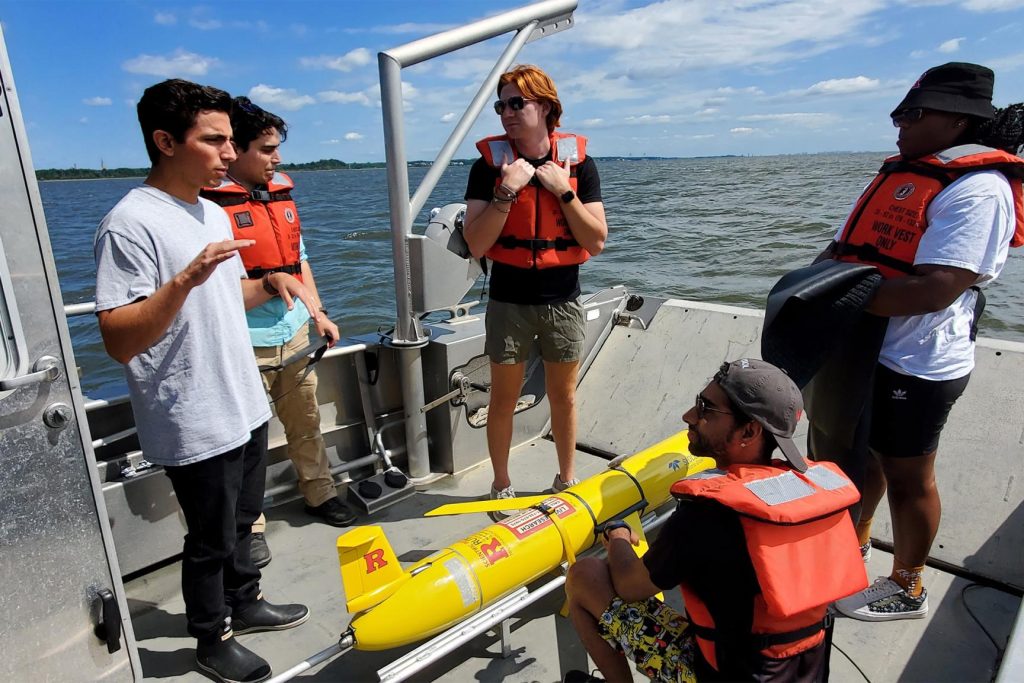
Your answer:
[817,63,1024,622]
[462,65,607,515]
[564,360,865,683]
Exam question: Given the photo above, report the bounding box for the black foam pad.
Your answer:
[384,470,408,489]
[358,480,383,499]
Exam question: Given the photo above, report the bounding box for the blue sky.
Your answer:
[1,0,1022,169]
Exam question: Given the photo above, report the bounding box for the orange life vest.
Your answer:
[835,144,1024,279]
[201,172,303,281]
[670,461,867,670]
[475,131,590,269]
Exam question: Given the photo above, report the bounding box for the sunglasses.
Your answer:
[493,96,535,115]
[695,393,731,420]
[891,107,925,127]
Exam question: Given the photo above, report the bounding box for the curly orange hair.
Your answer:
[498,64,562,133]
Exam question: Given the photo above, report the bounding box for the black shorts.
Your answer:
[869,364,969,458]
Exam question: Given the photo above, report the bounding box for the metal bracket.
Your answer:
[526,12,574,43]
[420,371,489,413]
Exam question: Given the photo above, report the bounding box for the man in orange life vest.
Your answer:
[202,98,356,568]
[564,360,867,683]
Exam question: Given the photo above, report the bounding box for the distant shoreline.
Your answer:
[36,152,887,182]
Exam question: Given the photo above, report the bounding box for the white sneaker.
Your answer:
[834,577,928,621]
[551,474,580,493]
[489,484,518,520]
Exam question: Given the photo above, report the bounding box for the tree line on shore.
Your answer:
[35,158,452,181]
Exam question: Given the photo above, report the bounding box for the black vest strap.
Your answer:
[246,263,302,279]
[495,235,580,251]
[686,612,833,651]
[250,189,293,202]
[204,189,293,207]
[833,242,916,275]
[882,159,957,187]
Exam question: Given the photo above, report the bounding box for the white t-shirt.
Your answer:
[94,185,271,466]
[834,169,1015,381]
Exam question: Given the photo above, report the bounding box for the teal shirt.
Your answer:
[247,237,311,347]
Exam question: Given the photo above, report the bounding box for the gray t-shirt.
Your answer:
[94,185,271,466]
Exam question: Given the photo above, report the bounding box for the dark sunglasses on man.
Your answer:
[891,107,925,127]
[695,393,731,420]
[493,95,535,115]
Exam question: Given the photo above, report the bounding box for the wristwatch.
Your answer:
[602,520,631,540]
[560,189,575,204]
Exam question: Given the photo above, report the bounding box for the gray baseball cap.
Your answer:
[715,359,807,472]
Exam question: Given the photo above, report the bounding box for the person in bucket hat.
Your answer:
[812,63,1024,622]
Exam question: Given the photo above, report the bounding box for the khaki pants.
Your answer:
[251,329,335,533]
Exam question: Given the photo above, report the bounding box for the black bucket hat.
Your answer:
[891,62,995,120]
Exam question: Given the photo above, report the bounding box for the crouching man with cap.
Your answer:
[564,360,868,682]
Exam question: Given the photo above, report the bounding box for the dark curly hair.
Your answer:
[230,97,288,152]
[966,103,1024,154]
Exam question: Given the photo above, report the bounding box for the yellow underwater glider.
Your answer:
[335,431,714,651]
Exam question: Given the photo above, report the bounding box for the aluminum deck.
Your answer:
[127,436,1021,683]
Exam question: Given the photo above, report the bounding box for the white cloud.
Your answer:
[249,84,316,111]
[739,112,837,127]
[83,96,112,106]
[318,89,373,106]
[730,127,755,134]
[344,132,364,140]
[350,21,454,35]
[803,76,880,96]
[301,48,372,72]
[965,0,1019,9]
[572,0,890,76]
[624,114,673,125]
[122,50,219,77]
[154,12,176,26]
[582,118,604,126]
[189,18,222,30]
[938,37,965,53]
[440,112,456,122]
[322,139,342,144]
[690,134,715,140]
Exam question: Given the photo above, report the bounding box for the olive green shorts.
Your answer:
[484,298,585,365]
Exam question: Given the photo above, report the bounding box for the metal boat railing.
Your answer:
[64,300,398,495]
[378,0,578,481]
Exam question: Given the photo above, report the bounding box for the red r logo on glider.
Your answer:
[364,548,388,572]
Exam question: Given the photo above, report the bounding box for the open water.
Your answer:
[41,153,1024,398]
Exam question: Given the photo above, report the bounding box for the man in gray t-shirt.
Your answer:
[94,79,319,683]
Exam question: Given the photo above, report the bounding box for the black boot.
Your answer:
[304,496,357,527]
[250,532,271,569]
[196,627,271,683]
[232,599,309,634]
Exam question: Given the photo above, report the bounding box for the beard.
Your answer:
[687,427,730,462]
